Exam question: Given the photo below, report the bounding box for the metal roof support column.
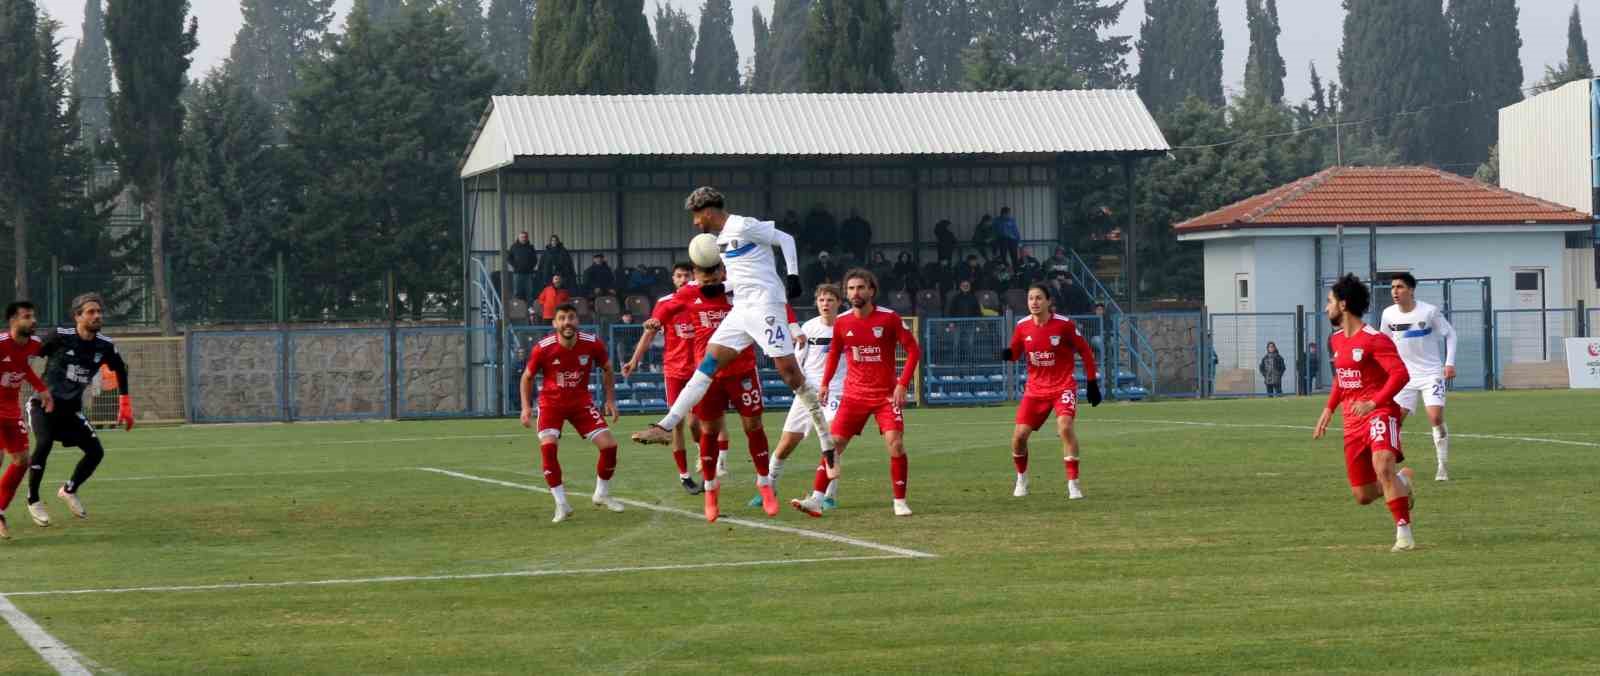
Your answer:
[615,169,626,269]
[910,167,922,263]
[496,169,508,416]
[1123,158,1137,312]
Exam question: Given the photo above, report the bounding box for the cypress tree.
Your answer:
[37,15,109,274]
[961,31,1025,91]
[529,0,656,93]
[1243,0,1285,104]
[766,0,812,92]
[229,0,335,129]
[653,2,695,94]
[804,0,899,92]
[1447,0,1521,167]
[1567,3,1591,78]
[485,0,535,89]
[895,0,973,92]
[105,0,198,335]
[71,0,111,143]
[749,7,772,92]
[445,0,488,54]
[689,0,739,93]
[1135,0,1223,111]
[0,0,46,298]
[1339,0,1455,165]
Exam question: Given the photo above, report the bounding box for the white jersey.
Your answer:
[716,214,798,305]
[797,316,847,391]
[1380,300,1456,378]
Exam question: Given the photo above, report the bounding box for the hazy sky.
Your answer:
[38,0,1600,104]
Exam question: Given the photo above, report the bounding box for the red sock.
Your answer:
[539,441,562,488]
[1012,453,1029,475]
[596,445,618,481]
[699,432,718,482]
[1386,497,1411,526]
[1064,457,1080,481]
[890,454,908,499]
[813,463,831,492]
[0,461,25,510]
[671,449,689,475]
[746,429,770,477]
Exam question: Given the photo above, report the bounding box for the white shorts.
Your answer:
[781,390,841,436]
[708,302,795,358]
[1394,374,1447,413]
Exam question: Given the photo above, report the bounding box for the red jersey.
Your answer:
[525,331,608,409]
[0,333,45,418]
[822,306,921,402]
[1327,325,1409,427]
[653,283,757,377]
[1009,314,1097,397]
[651,291,698,379]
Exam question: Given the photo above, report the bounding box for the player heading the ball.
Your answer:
[632,188,840,475]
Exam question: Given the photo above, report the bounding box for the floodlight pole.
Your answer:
[1123,158,1136,312]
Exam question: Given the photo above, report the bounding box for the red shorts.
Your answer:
[831,396,904,438]
[1342,413,1404,487]
[1015,389,1078,430]
[536,403,609,441]
[664,374,692,403]
[0,416,26,454]
[693,372,764,421]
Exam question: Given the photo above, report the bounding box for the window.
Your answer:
[1237,278,1249,299]
[1514,271,1540,291]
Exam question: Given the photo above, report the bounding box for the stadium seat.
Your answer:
[915,289,941,316]
[594,295,621,319]
[889,290,914,315]
[624,295,652,319]
[570,297,593,322]
[976,290,1001,313]
[507,298,530,325]
[1004,288,1028,314]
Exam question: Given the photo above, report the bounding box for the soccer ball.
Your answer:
[688,233,721,268]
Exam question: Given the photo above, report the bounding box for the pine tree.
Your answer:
[1243,0,1285,104]
[1447,0,1521,168]
[961,31,1025,91]
[894,0,973,92]
[804,0,899,92]
[446,0,487,53]
[485,0,534,88]
[976,0,1129,89]
[1135,0,1223,112]
[71,0,111,143]
[766,0,813,92]
[1338,0,1455,165]
[366,0,404,25]
[653,3,694,93]
[229,0,335,130]
[36,15,110,274]
[749,7,772,92]
[289,5,496,318]
[528,0,657,93]
[1307,62,1326,118]
[1,0,47,298]
[1540,4,1593,90]
[689,0,739,93]
[105,0,197,335]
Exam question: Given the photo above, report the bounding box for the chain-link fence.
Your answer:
[1207,313,1298,397]
[922,317,1008,405]
[1494,309,1580,389]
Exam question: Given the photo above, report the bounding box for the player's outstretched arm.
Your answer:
[893,321,922,409]
[622,321,661,378]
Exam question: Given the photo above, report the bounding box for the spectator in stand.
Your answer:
[619,310,637,325]
[805,204,837,255]
[805,250,842,287]
[507,231,539,302]
[971,214,997,262]
[986,259,1014,292]
[840,209,873,262]
[893,252,919,289]
[934,219,959,265]
[583,253,616,297]
[993,206,1021,266]
[538,235,575,287]
[1015,247,1042,285]
[869,251,895,289]
[1046,246,1073,277]
[1259,341,1287,397]
[781,210,806,253]
[945,279,982,357]
[923,261,953,296]
[1088,302,1108,360]
[1056,274,1093,316]
[537,274,571,321]
[1302,340,1322,392]
[957,255,984,287]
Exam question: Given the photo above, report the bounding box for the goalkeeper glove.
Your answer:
[998,348,1015,362]
[117,395,136,431]
[785,274,803,300]
[1085,379,1102,407]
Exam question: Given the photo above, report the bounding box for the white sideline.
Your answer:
[416,467,938,559]
[1100,418,1600,448]
[1,555,902,599]
[0,595,93,675]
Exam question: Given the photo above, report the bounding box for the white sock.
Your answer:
[810,489,826,502]
[1433,425,1449,465]
[594,478,610,497]
[769,456,785,484]
[679,472,691,480]
[793,385,834,451]
[1397,523,1413,540]
[824,479,838,499]
[658,371,713,430]
[1017,472,1028,483]
[551,484,568,506]
[717,450,728,469]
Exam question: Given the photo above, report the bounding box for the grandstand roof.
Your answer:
[459,91,1169,178]
[1174,165,1594,234]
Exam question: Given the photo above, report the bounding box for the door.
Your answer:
[1510,268,1547,362]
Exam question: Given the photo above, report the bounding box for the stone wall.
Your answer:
[289,331,388,418]
[1129,314,1204,396]
[192,333,284,421]
[398,330,470,416]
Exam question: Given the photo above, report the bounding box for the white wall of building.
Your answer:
[1498,79,1594,215]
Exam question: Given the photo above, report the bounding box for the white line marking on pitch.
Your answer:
[0,595,94,675]
[1,555,902,598]
[100,468,411,482]
[1100,418,1600,448]
[416,467,937,559]
[116,432,527,452]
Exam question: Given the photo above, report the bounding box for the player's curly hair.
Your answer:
[844,268,878,292]
[70,293,105,318]
[1330,273,1370,318]
[684,187,725,212]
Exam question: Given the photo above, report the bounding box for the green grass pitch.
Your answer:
[0,390,1596,674]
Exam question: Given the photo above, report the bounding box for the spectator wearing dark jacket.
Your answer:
[1259,342,1287,397]
[840,209,873,262]
[971,215,997,261]
[805,250,843,287]
[583,253,615,297]
[538,235,576,286]
[957,255,984,287]
[805,205,837,254]
[1045,247,1073,276]
[1056,274,1094,316]
[868,251,895,288]
[934,219,959,265]
[946,279,982,317]
[893,252,918,288]
[1015,248,1042,285]
[507,231,539,302]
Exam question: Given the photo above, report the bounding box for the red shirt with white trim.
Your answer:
[1327,325,1409,428]
[650,292,697,380]
[0,334,44,418]
[652,283,758,377]
[823,306,921,402]
[525,332,608,409]
[1009,314,1098,397]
